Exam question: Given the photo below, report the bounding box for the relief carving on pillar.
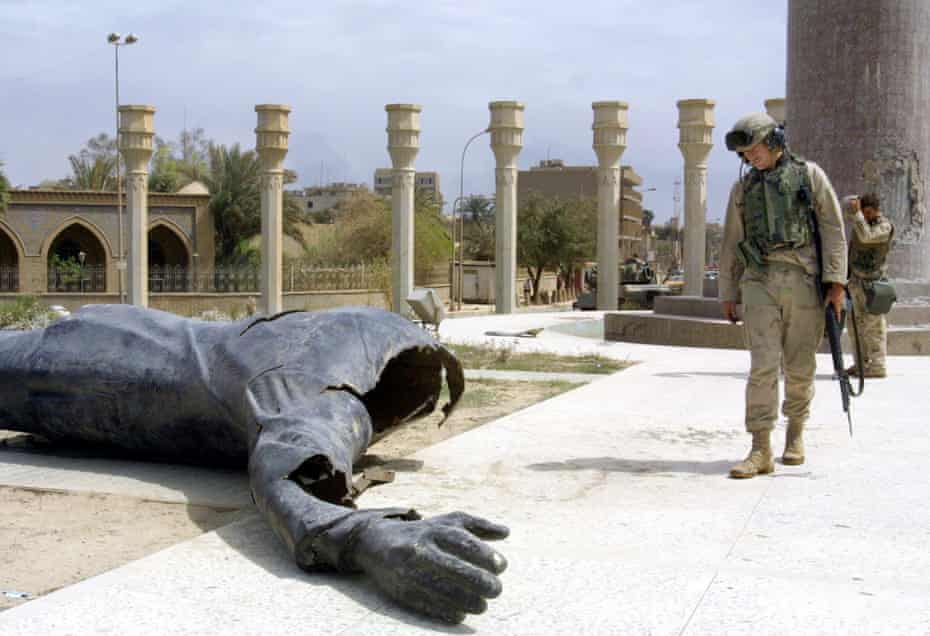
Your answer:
[495,169,516,187]
[260,173,285,192]
[599,170,619,186]
[685,169,707,189]
[862,150,926,243]
[392,172,416,189]
[128,173,148,193]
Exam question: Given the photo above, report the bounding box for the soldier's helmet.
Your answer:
[724,113,778,153]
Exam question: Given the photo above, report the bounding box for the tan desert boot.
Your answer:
[730,431,774,479]
[782,421,805,466]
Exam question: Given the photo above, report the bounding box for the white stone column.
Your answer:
[676,99,715,297]
[591,101,628,311]
[764,98,786,127]
[385,104,421,315]
[488,101,524,314]
[255,104,291,315]
[118,105,155,307]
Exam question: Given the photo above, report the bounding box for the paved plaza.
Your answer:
[1,311,928,635]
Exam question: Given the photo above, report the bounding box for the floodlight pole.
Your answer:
[454,128,489,311]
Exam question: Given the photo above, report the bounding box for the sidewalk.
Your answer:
[1,312,928,634]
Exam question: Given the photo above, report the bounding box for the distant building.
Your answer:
[517,159,646,260]
[373,169,441,200]
[287,183,366,220]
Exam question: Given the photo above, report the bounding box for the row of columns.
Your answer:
[116,97,785,315]
[115,103,292,313]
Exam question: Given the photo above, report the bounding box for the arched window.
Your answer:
[0,226,19,292]
[47,223,107,292]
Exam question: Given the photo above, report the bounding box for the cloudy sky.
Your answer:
[0,0,787,222]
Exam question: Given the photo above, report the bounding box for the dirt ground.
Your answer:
[0,378,577,611]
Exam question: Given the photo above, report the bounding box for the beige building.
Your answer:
[373,169,441,200]
[288,182,367,220]
[0,186,213,295]
[517,159,646,260]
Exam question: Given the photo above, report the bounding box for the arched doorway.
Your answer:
[0,226,19,292]
[148,224,191,292]
[47,223,107,292]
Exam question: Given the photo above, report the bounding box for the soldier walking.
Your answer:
[718,113,848,479]
[843,193,894,378]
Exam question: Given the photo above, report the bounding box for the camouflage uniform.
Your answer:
[720,118,847,476]
[842,196,894,376]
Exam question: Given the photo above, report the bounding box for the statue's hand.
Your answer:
[350,511,509,623]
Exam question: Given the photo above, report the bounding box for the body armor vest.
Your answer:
[849,221,894,280]
[740,154,813,267]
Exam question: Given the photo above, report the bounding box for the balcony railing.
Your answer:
[47,264,105,293]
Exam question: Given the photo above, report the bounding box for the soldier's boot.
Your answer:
[782,421,805,466]
[729,430,774,479]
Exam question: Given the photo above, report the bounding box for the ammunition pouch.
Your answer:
[737,239,766,270]
[864,279,897,315]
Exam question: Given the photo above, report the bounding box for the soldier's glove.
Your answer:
[343,511,509,623]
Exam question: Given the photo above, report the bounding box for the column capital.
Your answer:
[255,104,291,169]
[764,98,786,126]
[677,98,715,163]
[592,101,629,168]
[118,105,155,172]
[385,103,421,170]
[488,101,524,167]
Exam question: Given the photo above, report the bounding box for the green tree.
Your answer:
[63,133,118,190]
[517,194,596,300]
[0,161,10,213]
[203,143,305,263]
[641,208,655,228]
[148,137,180,193]
[176,128,210,186]
[460,195,495,260]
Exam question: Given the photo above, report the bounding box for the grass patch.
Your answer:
[0,296,57,330]
[446,343,631,374]
[439,378,580,410]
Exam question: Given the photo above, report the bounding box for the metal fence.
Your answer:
[47,264,106,293]
[0,265,18,292]
[39,262,443,294]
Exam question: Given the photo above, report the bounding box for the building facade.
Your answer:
[517,159,646,260]
[0,187,213,296]
[373,169,441,200]
[287,182,367,220]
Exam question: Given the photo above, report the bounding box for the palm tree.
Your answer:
[202,143,305,263]
[67,153,117,190]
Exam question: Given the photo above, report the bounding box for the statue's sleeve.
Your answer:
[246,374,417,573]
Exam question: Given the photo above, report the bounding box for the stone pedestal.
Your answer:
[676,99,714,297]
[591,101,629,311]
[385,104,421,315]
[764,98,786,127]
[489,101,524,314]
[118,105,155,307]
[787,0,930,282]
[255,104,290,315]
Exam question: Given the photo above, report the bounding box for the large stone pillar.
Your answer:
[787,0,930,282]
[255,104,290,315]
[488,101,524,314]
[385,104,421,315]
[118,105,155,307]
[591,101,628,310]
[676,99,714,296]
[764,98,786,127]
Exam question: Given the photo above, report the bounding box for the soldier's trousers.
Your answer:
[740,264,825,433]
[848,278,887,373]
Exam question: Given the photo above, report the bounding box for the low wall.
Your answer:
[0,284,450,317]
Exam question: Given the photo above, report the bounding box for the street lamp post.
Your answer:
[107,32,138,304]
[452,128,489,311]
[78,251,86,294]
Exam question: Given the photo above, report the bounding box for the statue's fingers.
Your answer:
[434,511,510,541]
[418,544,503,600]
[407,559,491,614]
[395,586,467,624]
[433,525,508,575]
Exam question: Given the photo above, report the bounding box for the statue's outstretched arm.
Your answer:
[248,388,508,624]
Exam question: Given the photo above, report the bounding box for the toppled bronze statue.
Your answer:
[0,305,508,623]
